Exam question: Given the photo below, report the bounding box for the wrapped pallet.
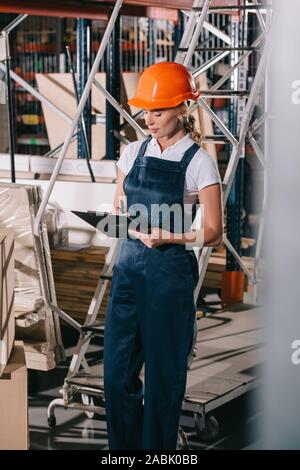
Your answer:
[0,229,15,372]
[0,183,65,370]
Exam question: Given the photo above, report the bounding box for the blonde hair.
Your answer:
[177,103,202,146]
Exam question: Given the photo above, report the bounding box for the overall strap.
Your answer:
[180,142,200,170]
[136,136,152,159]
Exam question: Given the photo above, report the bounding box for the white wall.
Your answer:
[261,0,300,449]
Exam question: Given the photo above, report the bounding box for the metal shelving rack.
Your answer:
[173,0,269,441]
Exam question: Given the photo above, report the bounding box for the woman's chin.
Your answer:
[151,131,162,139]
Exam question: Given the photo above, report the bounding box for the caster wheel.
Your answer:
[176,429,189,450]
[48,415,56,427]
[195,414,219,442]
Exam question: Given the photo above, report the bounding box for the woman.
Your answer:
[104,62,223,450]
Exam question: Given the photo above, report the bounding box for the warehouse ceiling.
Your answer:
[0,0,239,19]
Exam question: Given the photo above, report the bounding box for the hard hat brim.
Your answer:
[128,90,200,110]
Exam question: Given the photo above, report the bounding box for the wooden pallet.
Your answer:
[203,249,254,290]
[51,246,110,322]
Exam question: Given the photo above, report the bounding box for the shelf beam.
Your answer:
[0,0,242,19]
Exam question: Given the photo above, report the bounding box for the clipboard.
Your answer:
[71,210,150,238]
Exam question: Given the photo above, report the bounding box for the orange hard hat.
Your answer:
[127,62,200,110]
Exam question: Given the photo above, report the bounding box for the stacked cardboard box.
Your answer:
[0,341,29,450]
[35,72,140,160]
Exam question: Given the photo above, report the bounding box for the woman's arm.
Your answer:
[129,183,223,249]
[168,183,223,247]
[198,182,223,247]
[112,168,127,214]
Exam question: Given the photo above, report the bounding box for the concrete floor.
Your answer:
[28,295,264,450]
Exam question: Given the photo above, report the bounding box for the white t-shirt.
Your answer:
[117,134,221,209]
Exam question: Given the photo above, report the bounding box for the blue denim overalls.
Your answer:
[104,136,200,450]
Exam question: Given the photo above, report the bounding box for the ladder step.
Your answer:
[100,273,112,280]
[66,373,103,390]
[81,321,105,334]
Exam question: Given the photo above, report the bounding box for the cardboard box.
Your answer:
[0,229,15,369]
[0,341,29,450]
[35,72,140,160]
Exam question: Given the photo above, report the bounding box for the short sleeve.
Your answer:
[195,152,221,191]
[116,145,130,174]
[116,140,143,175]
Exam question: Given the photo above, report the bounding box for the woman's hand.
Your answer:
[111,206,129,216]
[111,206,121,215]
[128,227,172,249]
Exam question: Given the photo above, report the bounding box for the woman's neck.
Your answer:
[157,128,186,152]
